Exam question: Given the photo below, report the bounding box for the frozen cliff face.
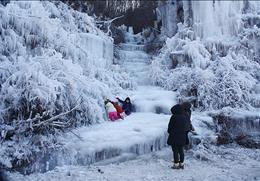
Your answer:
[156,0,184,37]
[191,1,244,39]
[157,1,259,39]
[0,1,133,170]
[150,0,260,110]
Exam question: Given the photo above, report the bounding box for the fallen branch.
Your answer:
[33,103,81,128]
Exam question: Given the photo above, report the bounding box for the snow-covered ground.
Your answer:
[7,145,260,181]
[131,86,177,114]
[56,112,170,167]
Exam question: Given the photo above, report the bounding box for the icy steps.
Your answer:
[19,85,210,174]
[132,86,177,114]
[58,113,207,170]
[118,49,150,60]
[23,112,210,174]
[118,43,146,51]
[25,113,171,173]
[123,63,150,75]
[117,42,151,85]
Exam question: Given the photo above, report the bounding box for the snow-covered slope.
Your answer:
[7,144,260,181]
[0,1,133,171]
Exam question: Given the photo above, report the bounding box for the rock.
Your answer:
[212,112,260,148]
[235,135,260,149]
[169,51,192,69]
[217,130,233,145]
[110,25,125,44]
[190,135,202,146]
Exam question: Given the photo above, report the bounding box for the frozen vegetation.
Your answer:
[0,1,133,171]
[150,1,260,110]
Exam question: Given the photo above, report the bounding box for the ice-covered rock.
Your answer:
[211,109,260,148]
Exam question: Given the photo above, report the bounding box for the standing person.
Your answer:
[181,102,196,146]
[167,104,190,169]
[116,97,133,116]
[104,99,119,121]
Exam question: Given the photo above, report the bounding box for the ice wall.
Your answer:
[79,33,113,66]
[191,1,244,39]
[157,1,178,37]
[150,0,260,110]
[158,0,260,39]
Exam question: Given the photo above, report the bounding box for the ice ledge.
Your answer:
[61,113,170,161]
[20,113,170,174]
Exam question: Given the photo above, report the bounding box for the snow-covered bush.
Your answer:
[150,8,260,110]
[0,1,133,169]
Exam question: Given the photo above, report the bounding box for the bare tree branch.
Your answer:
[33,103,81,128]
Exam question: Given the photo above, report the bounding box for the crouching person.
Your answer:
[116,97,133,116]
[111,101,126,119]
[167,104,190,169]
[104,99,119,121]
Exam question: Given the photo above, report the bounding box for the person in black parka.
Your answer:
[116,97,133,116]
[167,104,190,169]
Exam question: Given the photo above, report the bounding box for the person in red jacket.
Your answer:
[110,101,126,119]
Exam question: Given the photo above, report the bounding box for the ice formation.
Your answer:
[151,0,260,110]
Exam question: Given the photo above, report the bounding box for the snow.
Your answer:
[0,1,133,171]
[116,31,152,85]
[131,86,177,114]
[7,145,260,181]
[59,112,170,163]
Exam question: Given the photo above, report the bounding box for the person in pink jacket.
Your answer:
[104,99,119,121]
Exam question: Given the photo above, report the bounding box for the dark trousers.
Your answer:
[171,145,184,163]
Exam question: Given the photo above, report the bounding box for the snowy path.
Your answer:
[48,112,171,170]
[9,145,260,181]
[117,33,151,85]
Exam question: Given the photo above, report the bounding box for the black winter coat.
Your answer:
[117,98,133,115]
[167,105,190,146]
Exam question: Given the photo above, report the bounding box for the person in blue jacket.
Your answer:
[116,97,133,115]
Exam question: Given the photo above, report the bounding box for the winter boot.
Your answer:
[171,163,180,169]
[179,162,184,169]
